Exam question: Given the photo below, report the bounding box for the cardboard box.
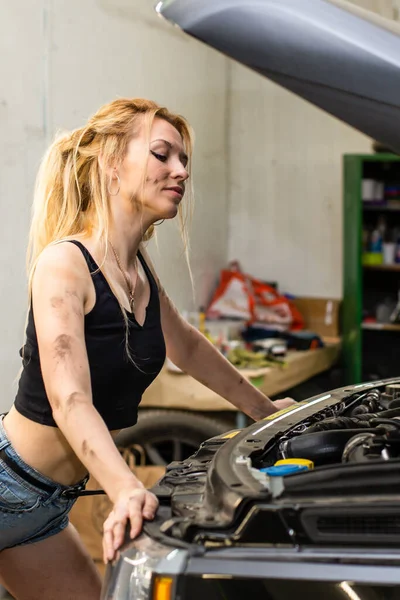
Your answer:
[292,297,341,338]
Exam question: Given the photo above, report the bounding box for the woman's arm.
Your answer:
[160,290,284,420]
[32,243,158,562]
[140,248,292,420]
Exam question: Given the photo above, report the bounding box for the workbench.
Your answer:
[140,340,341,418]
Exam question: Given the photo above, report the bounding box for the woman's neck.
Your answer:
[107,201,152,269]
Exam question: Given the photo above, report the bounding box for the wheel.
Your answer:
[115,409,229,466]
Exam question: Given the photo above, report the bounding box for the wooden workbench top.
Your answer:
[140,341,341,412]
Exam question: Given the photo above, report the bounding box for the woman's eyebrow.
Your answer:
[151,138,188,163]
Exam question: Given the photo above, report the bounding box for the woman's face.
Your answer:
[118,117,189,221]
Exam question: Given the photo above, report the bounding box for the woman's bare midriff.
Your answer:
[3,406,121,487]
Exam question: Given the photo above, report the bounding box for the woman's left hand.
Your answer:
[273,397,297,411]
[250,396,297,421]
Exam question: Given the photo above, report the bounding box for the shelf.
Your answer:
[363,205,400,212]
[345,153,400,162]
[344,154,400,383]
[362,322,400,332]
[363,264,400,271]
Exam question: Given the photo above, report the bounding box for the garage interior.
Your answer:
[1,0,400,595]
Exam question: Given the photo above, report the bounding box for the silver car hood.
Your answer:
[157,0,400,152]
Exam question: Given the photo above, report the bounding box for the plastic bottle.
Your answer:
[370,227,383,253]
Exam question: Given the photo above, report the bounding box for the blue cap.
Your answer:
[260,464,309,477]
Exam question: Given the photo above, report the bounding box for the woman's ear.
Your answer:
[98,155,118,180]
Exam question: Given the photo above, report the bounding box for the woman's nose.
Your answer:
[168,154,188,181]
[172,164,189,181]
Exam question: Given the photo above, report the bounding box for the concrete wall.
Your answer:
[0,0,229,409]
[0,4,45,409]
[226,0,396,298]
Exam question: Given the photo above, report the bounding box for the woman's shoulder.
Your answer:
[34,239,93,283]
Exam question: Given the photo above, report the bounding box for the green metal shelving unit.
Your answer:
[343,153,400,385]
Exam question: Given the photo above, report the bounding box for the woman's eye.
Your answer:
[151,151,167,162]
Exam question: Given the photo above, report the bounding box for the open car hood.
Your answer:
[157,0,400,152]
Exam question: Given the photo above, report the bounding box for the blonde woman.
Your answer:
[0,98,294,599]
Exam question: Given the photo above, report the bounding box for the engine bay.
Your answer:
[261,382,400,469]
[150,380,400,550]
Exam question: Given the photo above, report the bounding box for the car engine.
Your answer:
[149,380,400,550]
[273,383,400,467]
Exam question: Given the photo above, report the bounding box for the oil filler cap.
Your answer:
[274,458,314,469]
[260,464,309,476]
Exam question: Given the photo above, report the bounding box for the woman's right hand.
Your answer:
[102,484,159,563]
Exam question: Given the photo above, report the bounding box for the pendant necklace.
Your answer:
[109,241,138,312]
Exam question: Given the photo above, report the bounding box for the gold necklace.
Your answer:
[109,241,138,312]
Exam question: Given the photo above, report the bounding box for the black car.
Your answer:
[103,378,400,599]
[102,2,400,598]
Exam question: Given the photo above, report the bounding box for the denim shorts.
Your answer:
[0,415,88,551]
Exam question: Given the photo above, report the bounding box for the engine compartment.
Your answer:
[258,382,400,470]
[150,380,400,549]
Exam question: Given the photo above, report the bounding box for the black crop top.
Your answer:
[14,241,166,430]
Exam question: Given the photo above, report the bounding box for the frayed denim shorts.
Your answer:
[0,414,88,551]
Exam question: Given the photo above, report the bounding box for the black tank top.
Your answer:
[14,241,166,430]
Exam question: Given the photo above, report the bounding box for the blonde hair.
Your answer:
[26,98,194,364]
[28,97,194,285]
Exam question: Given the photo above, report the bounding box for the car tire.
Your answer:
[115,409,229,466]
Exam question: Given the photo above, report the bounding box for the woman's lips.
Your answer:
[164,186,184,198]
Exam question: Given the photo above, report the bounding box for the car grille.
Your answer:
[301,507,400,545]
[317,514,400,534]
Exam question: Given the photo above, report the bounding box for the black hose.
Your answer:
[279,429,373,466]
[345,408,400,422]
[307,417,372,433]
[350,390,380,416]
[369,417,400,430]
[387,398,400,409]
[308,408,400,433]
[378,408,400,419]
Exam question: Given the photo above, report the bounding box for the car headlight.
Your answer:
[102,534,184,600]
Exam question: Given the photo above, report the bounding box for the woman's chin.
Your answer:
[160,206,179,221]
